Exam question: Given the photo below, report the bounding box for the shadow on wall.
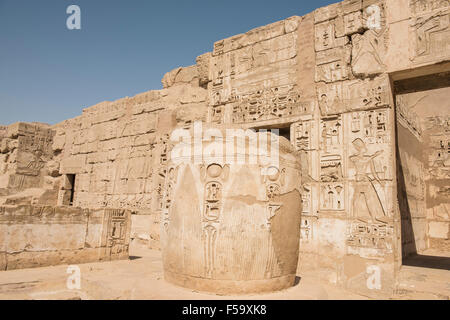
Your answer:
[402,254,450,271]
[396,139,418,260]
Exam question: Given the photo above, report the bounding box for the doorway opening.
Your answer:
[394,70,450,270]
[65,174,76,206]
[251,124,291,141]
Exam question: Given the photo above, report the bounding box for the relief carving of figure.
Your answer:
[350,138,388,223]
[26,150,45,175]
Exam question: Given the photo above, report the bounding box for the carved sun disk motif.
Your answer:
[266,166,280,181]
[207,164,222,178]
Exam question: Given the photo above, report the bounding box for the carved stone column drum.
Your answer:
[161,128,302,294]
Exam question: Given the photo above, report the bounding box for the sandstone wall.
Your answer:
[424,114,450,251]
[0,122,59,205]
[40,0,450,296]
[0,206,131,270]
[0,0,448,296]
[397,87,450,255]
[199,1,400,296]
[53,83,208,247]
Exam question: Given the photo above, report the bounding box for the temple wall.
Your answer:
[0,0,448,296]
[397,87,450,255]
[53,84,208,248]
[0,122,59,205]
[424,115,450,251]
[0,206,132,270]
[201,0,400,296]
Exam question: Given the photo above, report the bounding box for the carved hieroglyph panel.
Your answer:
[101,209,131,260]
[317,75,391,116]
[347,181,395,257]
[300,216,316,243]
[396,95,423,140]
[351,1,389,77]
[314,1,389,80]
[320,183,345,211]
[230,85,311,124]
[410,0,450,16]
[315,46,352,83]
[292,119,319,152]
[351,28,388,77]
[315,20,349,52]
[425,116,450,180]
[207,18,302,125]
[345,108,392,181]
[320,116,344,182]
[410,7,450,63]
[14,124,54,177]
[200,163,229,278]
[161,165,179,233]
[346,221,394,253]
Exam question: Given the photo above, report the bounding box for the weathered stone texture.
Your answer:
[162,129,302,294]
[0,0,449,298]
[0,206,131,270]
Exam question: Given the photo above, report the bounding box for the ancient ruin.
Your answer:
[162,128,302,294]
[0,0,449,299]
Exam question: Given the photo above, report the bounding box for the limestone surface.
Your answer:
[0,0,449,298]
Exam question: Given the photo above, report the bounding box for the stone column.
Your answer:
[161,127,302,294]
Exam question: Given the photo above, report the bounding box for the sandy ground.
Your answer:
[0,246,448,300]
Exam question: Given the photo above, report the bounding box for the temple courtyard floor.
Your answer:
[0,246,448,300]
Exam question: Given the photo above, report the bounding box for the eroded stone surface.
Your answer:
[161,130,302,294]
[0,0,449,298]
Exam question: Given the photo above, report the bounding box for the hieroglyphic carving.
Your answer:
[346,109,391,181]
[320,183,345,210]
[320,116,344,182]
[11,124,55,178]
[349,109,390,144]
[209,105,224,124]
[17,151,46,177]
[410,0,450,15]
[315,46,352,83]
[18,130,54,156]
[317,76,391,116]
[410,7,450,63]
[351,29,388,77]
[317,82,344,115]
[161,166,179,232]
[101,209,131,260]
[349,138,389,223]
[261,165,285,226]
[343,10,363,35]
[314,10,353,84]
[349,1,389,77]
[396,95,423,139]
[302,184,312,214]
[315,21,349,52]
[399,149,426,200]
[159,134,170,166]
[347,221,394,251]
[292,119,318,151]
[231,85,306,124]
[424,116,450,179]
[300,217,314,243]
[320,116,343,154]
[201,163,229,278]
[156,168,167,211]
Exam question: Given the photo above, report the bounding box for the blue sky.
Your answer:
[0,0,336,125]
